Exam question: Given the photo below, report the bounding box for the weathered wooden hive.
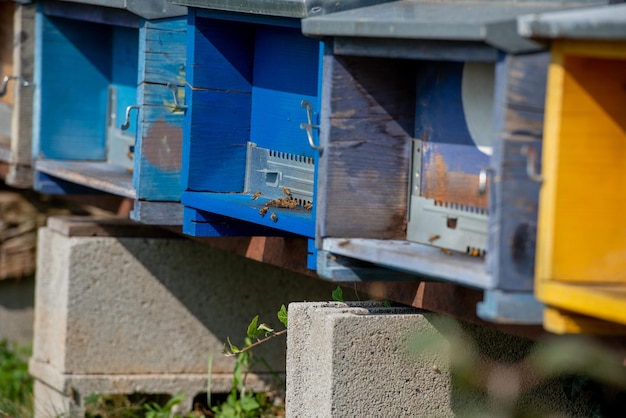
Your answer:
[302,0,612,322]
[31,0,187,224]
[0,0,35,188]
[519,3,626,333]
[172,0,393,269]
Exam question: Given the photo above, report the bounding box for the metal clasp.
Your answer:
[478,168,493,195]
[520,145,543,183]
[166,82,187,111]
[299,100,322,151]
[120,105,140,131]
[0,75,30,97]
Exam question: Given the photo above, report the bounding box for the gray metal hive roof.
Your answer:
[169,0,396,19]
[57,0,187,19]
[301,0,612,53]
[518,3,626,39]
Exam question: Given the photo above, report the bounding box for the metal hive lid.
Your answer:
[301,0,612,52]
[169,0,397,18]
[56,0,187,19]
[518,3,626,39]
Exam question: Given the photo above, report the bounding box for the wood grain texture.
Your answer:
[543,306,626,335]
[183,89,250,191]
[134,16,187,201]
[130,200,183,225]
[536,41,626,284]
[0,3,15,107]
[322,237,492,289]
[36,13,110,160]
[488,51,549,292]
[181,11,253,192]
[182,11,320,239]
[182,191,315,237]
[186,14,253,91]
[317,52,415,241]
[249,25,319,156]
[139,17,186,85]
[317,250,423,282]
[35,160,135,197]
[41,0,139,28]
[538,281,626,327]
[10,3,35,170]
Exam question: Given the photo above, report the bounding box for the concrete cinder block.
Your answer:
[286,302,593,418]
[286,302,454,418]
[31,219,338,415]
[31,359,275,417]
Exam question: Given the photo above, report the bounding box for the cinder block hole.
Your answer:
[83,392,179,414]
[193,392,212,411]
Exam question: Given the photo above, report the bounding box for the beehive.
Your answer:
[519,3,626,331]
[0,1,35,188]
[173,0,393,268]
[303,0,610,322]
[32,0,186,224]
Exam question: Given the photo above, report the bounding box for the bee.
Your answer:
[258,206,269,217]
[251,191,262,200]
[265,199,276,207]
[428,234,440,243]
[440,248,453,255]
[338,239,351,247]
[304,202,313,210]
[282,186,292,197]
[270,213,278,223]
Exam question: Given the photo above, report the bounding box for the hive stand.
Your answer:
[30,216,339,416]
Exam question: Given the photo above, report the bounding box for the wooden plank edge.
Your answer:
[544,306,626,335]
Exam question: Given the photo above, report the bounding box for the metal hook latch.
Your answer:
[120,105,140,131]
[478,168,493,195]
[0,75,30,98]
[299,100,322,151]
[166,82,187,110]
[520,145,543,183]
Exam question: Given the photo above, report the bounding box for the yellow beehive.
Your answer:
[520,5,626,331]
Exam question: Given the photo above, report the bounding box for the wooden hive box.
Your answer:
[303,0,610,323]
[171,0,392,269]
[519,4,626,333]
[0,1,35,188]
[32,0,187,224]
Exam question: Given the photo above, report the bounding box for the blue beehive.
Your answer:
[0,1,35,188]
[303,0,611,322]
[32,0,187,224]
[172,0,392,269]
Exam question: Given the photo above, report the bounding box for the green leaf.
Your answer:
[240,395,261,412]
[247,315,260,339]
[332,286,344,302]
[278,305,288,328]
[162,393,185,411]
[227,337,240,354]
[383,300,392,308]
[258,323,274,336]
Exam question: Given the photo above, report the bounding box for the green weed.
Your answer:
[0,339,33,417]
